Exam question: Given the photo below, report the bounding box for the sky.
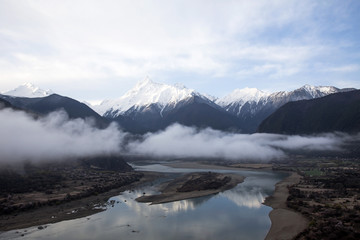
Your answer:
[0,0,359,102]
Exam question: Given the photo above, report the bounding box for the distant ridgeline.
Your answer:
[0,94,109,128]
[258,90,360,134]
[0,81,357,134]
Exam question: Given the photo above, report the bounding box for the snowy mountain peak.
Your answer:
[297,84,338,98]
[93,79,200,116]
[2,83,53,98]
[134,76,154,89]
[216,87,270,106]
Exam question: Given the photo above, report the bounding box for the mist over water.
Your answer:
[0,109,357,164]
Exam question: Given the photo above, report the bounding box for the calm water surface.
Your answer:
[0,164,287,240]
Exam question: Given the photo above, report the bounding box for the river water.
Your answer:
[0,163,287,240]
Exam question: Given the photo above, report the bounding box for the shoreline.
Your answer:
[1,161,308,239]
[0,171,162,232]
[263,172,308,240]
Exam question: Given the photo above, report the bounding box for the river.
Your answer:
[0,163,287,240]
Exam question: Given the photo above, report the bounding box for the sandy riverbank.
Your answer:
[264,172,308,240]
[158,161,309,239]
[136,172,245,204]
[0,171,161,232]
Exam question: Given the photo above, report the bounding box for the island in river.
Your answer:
[136,172,245,204]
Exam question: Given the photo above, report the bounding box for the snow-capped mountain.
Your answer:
[2,83,53,98]
[258,89,360,134]
[217,85,340,114]
[91,78,239,133]
[216,88,270,116]
[2,81,356,133]
[94,78,211,117]
[218,84,353,116]
[266,84,342,106]
[90,79,355,133]
[217,87,270,106]
[216,84,355,132]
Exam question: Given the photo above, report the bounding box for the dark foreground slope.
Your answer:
[258,90,360,134]
[0,156,155,231]
[0,156,140,220]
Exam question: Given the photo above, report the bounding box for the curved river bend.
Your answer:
[0,163,287,240]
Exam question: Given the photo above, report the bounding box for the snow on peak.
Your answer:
[298,84,338,98]
[216,87,270,106]
[133,76,153,89]
[2,83,53,98]
[93,78,199,116]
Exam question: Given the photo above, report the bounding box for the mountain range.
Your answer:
[0,80,357,133]
[258,89,360,134]
[0,88,108,128]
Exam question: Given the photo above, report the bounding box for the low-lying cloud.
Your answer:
[0,108,124,162]
[128,124,355,161]
[0,109,357,164]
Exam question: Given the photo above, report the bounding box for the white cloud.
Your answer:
[0,0,359,100]
[127,124,351,161]
[0,109,124,162]
[0,106,356,164]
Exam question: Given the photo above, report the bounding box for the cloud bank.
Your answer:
[0,109,124,162]
[128,124,353,161]
[0,109,356,164]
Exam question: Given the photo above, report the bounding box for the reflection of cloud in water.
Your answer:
[112,190,197,215]
[0,171,280,240]
[221,187,266,209]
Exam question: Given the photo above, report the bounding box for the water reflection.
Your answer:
[113,189,202,215]
[220,173,285,209]
[0,165,286,240]
[222,188,265,208]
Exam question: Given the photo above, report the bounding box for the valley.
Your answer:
[0,156,360,240]
[1,2,359,239]
[1,82,359,239]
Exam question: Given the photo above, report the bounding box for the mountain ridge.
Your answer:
[2,81,357,133]
[94,77,210,118]
[258,90,360,134]
[2,83,53,98]
[0,93,109,128]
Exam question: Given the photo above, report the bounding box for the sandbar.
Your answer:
[264,172,308,240]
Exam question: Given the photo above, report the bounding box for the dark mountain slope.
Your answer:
[109,96,242,133]
[0,94,109,128]
[0,98,14,110]
[219,86,355,133]
[258,90,360,134]
[163,96,241,131]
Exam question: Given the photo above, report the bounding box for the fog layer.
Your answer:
[0,109,124,162]
[0,109,356,163]
[128,124,353,160]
